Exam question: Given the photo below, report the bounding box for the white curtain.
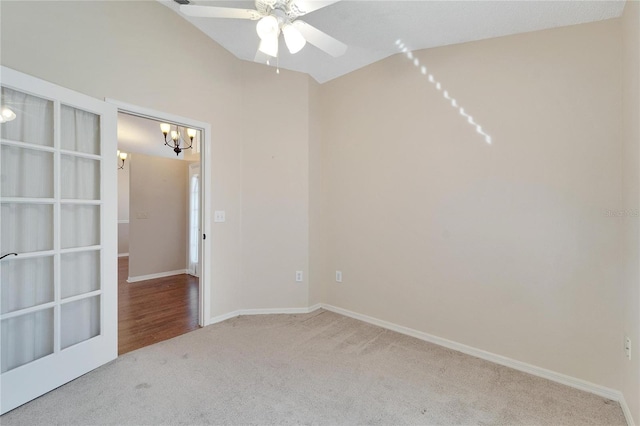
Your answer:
[57,105,102,350]
[1,87,53,147]
[1,89,102,373]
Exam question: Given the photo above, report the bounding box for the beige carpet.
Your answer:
[1,309,626,425]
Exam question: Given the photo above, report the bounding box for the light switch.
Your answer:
[214,210,226,223]
[136,212,149,219]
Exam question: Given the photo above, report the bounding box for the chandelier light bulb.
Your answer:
[282,24,306,54]
[117,150,128,169]
[256,15,279,41]
[160,122,171,135]
[171,130,179,141]
[187,128,197,139]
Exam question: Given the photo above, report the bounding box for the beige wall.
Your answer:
[118,223,130,257]
[621,1,640,422]
[239,62,310,309]
[128,154,188,278]
[319,19,625,394]
[117,154,130,255]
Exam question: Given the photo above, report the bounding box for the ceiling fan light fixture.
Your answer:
[282,24,306,54]
[256,15,279,41]
[259,36,279,57]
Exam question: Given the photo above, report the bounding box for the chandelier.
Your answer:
[160,123,196,156]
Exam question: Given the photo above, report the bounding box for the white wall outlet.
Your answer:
[214,210,226,223]
[625,336,631,360]
[295,271,303,282]
[336,271,342,283]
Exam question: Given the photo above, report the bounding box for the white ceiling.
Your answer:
[158,0,626,83]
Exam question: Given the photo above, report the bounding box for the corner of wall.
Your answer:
[308,78,326,307]
[620,1,640,423]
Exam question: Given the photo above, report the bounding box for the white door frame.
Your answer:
[105,99,211,327]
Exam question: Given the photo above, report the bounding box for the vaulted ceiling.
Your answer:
[159,0,626,83]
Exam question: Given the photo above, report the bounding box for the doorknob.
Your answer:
[0,253,18,261]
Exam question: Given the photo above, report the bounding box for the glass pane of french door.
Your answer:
[1,86,57,373]
[0,67,117,415]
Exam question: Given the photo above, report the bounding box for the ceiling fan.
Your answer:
[178,0,347,59]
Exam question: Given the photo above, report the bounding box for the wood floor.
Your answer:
[118,257,200,355]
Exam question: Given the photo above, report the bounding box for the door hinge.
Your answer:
[203,234,206,240]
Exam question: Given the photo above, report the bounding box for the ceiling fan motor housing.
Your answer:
[256,0,303,21]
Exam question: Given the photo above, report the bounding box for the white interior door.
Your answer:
[0,67,117,414]
[188,163,200,278]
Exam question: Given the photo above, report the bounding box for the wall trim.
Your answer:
[239,306,321,316]
[118,220,129,224]
[117,253,129,258]
[620,394,636,426]
[127,269,187,283]
[320,304,633,424]
[207,310,242,326]
[205,304,322,326]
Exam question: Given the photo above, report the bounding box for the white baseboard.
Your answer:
[127,269,187,283]
[320,303,633,425]
[207,310,242,326]
[118,253,129,258]
[620,394,636,426]
[240,306,320,316]
[308,303,323,312]
[202,302,634,426]
[206,304,322,326]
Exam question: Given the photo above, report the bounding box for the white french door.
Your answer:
[0,67,117,414]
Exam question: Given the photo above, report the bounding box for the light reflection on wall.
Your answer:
[396,39,492,145]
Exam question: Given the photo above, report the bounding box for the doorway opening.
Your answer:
[110,100,211,355]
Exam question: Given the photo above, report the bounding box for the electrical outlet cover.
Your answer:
[625,336,631,360]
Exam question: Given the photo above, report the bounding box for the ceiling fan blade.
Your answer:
[179,4,262,20]
[293,21,347,57]
[292,0,341,16]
